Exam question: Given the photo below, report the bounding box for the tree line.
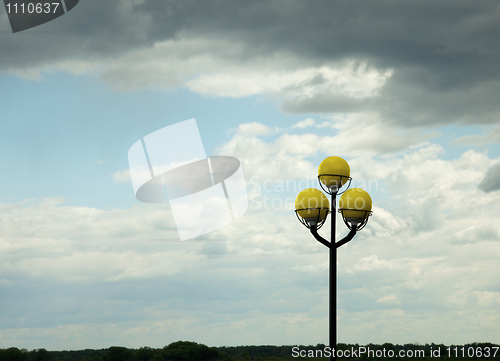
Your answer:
[1,341,500,361]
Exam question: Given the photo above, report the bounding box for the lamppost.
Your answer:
[294,156,373,361]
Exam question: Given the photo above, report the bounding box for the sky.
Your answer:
[1,0,500,351]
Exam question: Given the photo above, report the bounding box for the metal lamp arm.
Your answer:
[310,225,332,248]
[335,227,357,249]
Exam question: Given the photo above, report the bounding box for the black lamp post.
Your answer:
[294,156,372,361]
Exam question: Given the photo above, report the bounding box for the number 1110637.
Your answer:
[5,2,60,14]
[447,346,499,358]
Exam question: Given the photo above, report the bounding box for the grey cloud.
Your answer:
[478,163,500,192]
[452,125,500,145]
[282,93,374,114]
[2,0,498,71]
[0,1,161,71]
[371,70,500,127]
[451,224,500,245]
[283,68,500,127]
[2,0,500,126]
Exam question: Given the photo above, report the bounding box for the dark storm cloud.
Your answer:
[282,71,500,127]
[478,163,500,193]
[3,0,499,73]
[2,0,500,126]
[0,1,164,70]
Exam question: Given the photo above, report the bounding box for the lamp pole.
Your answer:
[295,156,373,361]
[310,190,356,361]
[330,191,337,361]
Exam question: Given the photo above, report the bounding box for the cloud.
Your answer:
[476,291,500,308]
[112,169,131,183]
[236,122,271,137]
[377,294,399,305]
[3,0,500,348]
[216,125,316,183]
[186,61,392,99]
[452,224,500,245]
[3,129,500,347]
[4,1,500,127]
[478,162,500,193]
[0,196,348,348]
[352,254,399,272]
[217,115,439,185]
[452,125,500,145]
[292,118,315,129]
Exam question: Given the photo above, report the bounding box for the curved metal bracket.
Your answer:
[310,225,331,248]
[310,224,357,249]
[335,227,357,249]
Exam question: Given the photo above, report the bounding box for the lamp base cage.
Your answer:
[317,175,352,196]
[295,208,329,230]
[338,209,373,231]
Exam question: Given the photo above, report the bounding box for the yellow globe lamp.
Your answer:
[318,156,351,193]
[338,188,373,230]
[295,188,330,229]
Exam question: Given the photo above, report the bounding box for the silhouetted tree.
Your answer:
[105,347,131,361]
[135,348,155,361]
[162,341,217,361]
[31,349,52,361]
[0,348,27,361]
[150,355,163,361]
